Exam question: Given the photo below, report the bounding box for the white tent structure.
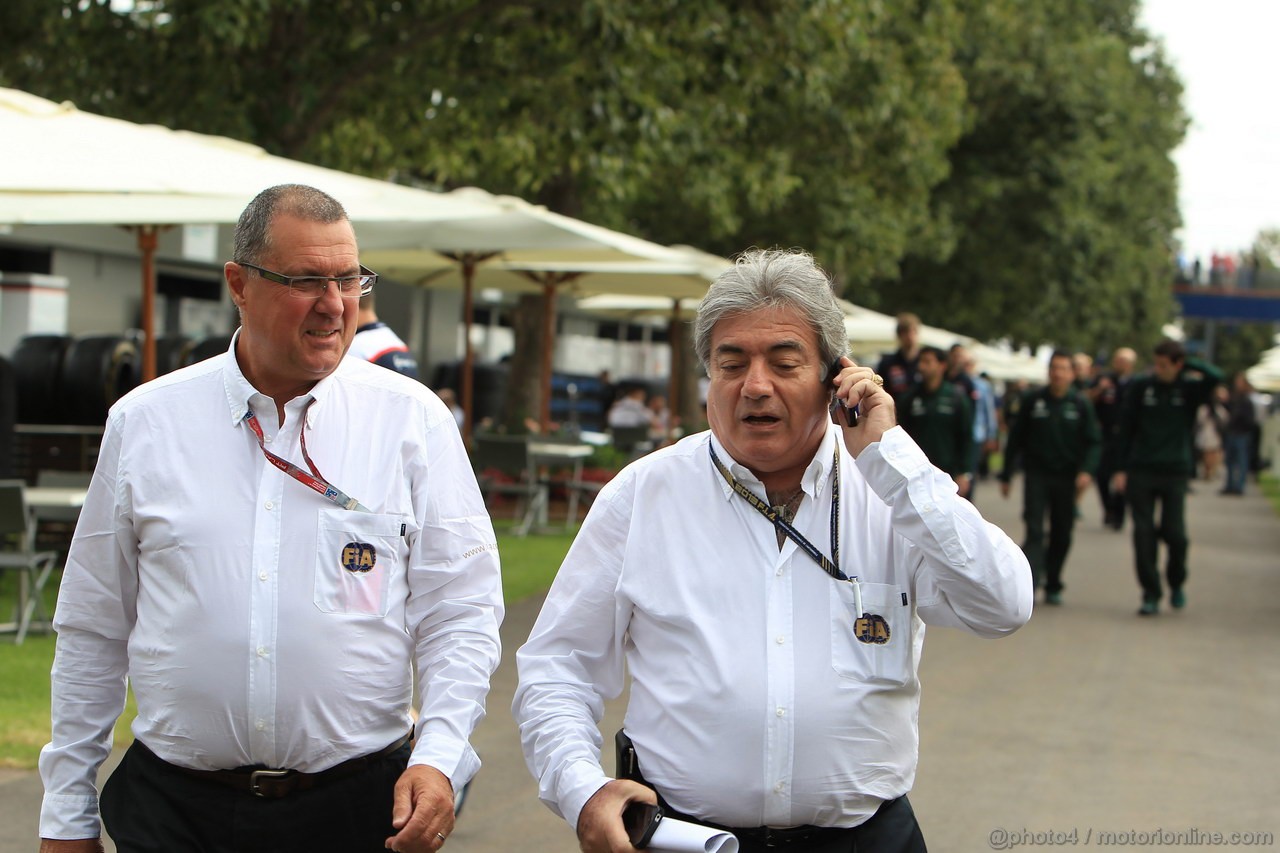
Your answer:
[842,303,1044,382]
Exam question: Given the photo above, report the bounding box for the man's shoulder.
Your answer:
[111,354,225,414]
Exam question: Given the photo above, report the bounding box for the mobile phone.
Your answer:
[623,801,664,849]
[827,358,857,426]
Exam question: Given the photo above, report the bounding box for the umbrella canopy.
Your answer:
[0,88,498,226]
[0,86,504,382]
[364,229,728,432]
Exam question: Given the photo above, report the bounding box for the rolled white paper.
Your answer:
[649,816,739,853]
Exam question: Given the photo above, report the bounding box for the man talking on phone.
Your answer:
[513,249,1031,853]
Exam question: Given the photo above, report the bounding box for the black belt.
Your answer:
[139,733,412,799]
[662,795,905,850]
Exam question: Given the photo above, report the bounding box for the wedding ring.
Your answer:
[871,373,884,387]
[437,832,447,842]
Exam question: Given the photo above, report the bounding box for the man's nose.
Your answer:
[742,361,772,397]
[313,281,347,314]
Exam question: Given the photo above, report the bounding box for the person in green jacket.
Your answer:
[1112,339,1223,615]
[1000,352,1102,605]
[898,346,974,498]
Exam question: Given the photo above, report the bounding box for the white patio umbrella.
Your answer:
[0,87,502,380]
[363,240,729,431]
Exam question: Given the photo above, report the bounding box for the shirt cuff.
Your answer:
[39,792,101,841]
[558,760,613,830]
[855,426,933,492]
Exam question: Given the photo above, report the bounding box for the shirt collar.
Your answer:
[221,328,337,429]
[707,424,840,502]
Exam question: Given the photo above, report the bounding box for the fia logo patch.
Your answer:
[854,613,891,645]
[341,542,377,574]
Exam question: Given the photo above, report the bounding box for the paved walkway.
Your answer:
[4,477,1277,851]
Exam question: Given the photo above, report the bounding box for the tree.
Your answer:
[874,0,1187,357]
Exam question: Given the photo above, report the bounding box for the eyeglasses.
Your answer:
[239,262,377,299]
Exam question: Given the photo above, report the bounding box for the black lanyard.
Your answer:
[708,443,855,585]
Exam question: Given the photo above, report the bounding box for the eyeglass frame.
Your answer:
[238,261,378,299]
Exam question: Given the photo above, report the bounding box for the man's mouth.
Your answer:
[306,329,340,338]
[742,414,781,425]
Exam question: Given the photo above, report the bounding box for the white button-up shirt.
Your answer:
[514,424,1030,830]
[39,341,504,839]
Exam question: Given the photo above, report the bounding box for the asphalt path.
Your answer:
[4,475,1277,851]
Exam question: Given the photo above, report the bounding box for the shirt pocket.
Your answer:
[830,581,912,686]
[313,509,407,617]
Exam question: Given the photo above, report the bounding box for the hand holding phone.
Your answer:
[827,358,857,427]
[623,801,664,849]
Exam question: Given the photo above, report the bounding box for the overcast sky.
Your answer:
[1139,0,1280,262]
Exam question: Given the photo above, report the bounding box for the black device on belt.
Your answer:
[139,732,411,799]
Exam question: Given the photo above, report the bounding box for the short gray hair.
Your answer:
[694,248,848,372]
[232,184,350,266]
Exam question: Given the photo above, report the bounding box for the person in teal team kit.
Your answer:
[1112,339,1223,616]
[897,346,974,498]
[1000,351,1101,605]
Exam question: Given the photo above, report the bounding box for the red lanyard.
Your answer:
[242,403,369,512]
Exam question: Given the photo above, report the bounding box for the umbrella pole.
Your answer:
[136,225,159,383]
[541,280,556,432]
[667,299,680,437]
[461,256,476,447]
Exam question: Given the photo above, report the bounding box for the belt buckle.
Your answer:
[249,768,292,798]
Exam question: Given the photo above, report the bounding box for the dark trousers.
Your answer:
[660,796,926,853]
[100,739,411,853]
[1095,443,1126,528]
[1022,471,1077,594]
[1224,433,1251,494]
[1126,471,1189,602]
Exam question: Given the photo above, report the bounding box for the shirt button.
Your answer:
[265,501,274,510]
[256,646,268,657]
[774,781,785,793]
[923,503,934,513]
[776,707,786,717]
[775,567,784,577]
[775,636,785,645]
[259,571,268,581]
[255,720,266,731]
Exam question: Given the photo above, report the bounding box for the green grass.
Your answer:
[1259,472,1280,515]
[0,525,574,770]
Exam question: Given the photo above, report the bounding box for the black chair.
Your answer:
[0,480,59,643]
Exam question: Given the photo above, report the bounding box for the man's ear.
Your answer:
[225,261,246,307]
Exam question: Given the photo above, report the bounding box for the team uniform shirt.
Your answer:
[348,321,421,379]
[1117,358,1223,476]
[39,336,503,839]
[1000,388,1101,479]
[897,381,974,477]
[513,424,1031,831]
[874,350,919,399]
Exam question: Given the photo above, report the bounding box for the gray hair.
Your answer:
[232,184,350,265]
[694,248,848,372]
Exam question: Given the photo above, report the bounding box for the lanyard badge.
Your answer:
[709,443,888,644]
[243,403,370,513]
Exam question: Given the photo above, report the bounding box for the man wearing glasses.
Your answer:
[38,185,503,853]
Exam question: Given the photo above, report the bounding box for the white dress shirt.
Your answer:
[39,337,504,839]
[513,424,1030,831]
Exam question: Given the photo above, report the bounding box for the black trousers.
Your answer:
[1022,470,1078,594]
[661,795,927,853]
[100,740,411,853]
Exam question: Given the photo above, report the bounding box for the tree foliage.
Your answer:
[0,0,1187,364]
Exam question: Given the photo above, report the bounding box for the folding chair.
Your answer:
[471,435,544,537]
[0,480,59,643]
